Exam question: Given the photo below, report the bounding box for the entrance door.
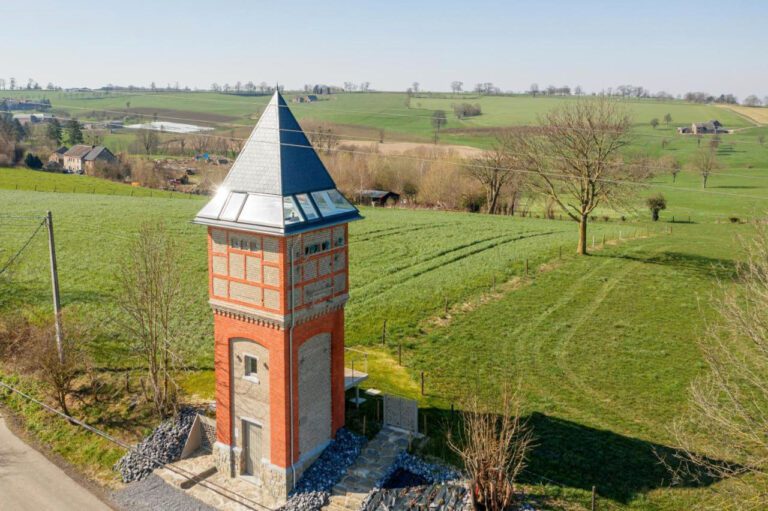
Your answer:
[243,420,262,476]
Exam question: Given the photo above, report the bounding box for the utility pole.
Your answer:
[45,211,64,363]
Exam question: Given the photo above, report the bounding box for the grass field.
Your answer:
[1,166,764,508]
[2,92,768,508]
[7,89,765,150]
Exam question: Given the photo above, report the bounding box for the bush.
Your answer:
[729,216,740,224]
[24,153,43,170]
[646,194,667,222]
[453,103,482,119]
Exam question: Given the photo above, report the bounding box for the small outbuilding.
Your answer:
[359,189,400,207]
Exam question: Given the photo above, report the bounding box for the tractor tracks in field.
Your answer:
[351,230,562,306]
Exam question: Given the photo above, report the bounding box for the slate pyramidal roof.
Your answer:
[194,91,361,235]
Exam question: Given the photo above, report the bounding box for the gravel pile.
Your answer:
[378,452,462,487]
[278,428,366,511]
[115,408,198,483]
[360,453,466,511]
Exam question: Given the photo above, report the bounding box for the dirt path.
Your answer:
[338,140,484,158]
[0,411,111,511]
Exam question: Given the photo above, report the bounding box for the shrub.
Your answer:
[729,216,740,224]
[24,153,43,170]
[646,194,667,222]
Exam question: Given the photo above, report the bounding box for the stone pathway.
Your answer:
[323,427,412,511]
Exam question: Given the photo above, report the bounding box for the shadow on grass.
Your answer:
[601,250,738,280]
[523,413,725,503]
[410,408,730,505]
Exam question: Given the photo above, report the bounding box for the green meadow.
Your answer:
[1,91,768,508]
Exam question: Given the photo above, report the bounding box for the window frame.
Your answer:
[243,354,260,383]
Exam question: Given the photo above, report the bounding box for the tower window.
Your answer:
[244,355,259,382]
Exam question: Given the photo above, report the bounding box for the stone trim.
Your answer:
[210,295,349,330]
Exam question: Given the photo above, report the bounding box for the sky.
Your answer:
[1,0,766,99]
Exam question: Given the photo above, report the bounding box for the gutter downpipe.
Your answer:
[288,234,300,490]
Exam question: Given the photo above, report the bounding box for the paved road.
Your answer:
[0,413,111,511]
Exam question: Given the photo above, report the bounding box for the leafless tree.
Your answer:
[411,81,420,93]
[136,129,159,155]
[465,136,519,215]
[308,125,339,154]
[116,222,186,418]
[660,155,682,183]
[666,229,768,506]
[451,81,463,93]
[508,98,634,254]
[448,387,533,511]
[692,147,719,188]
[743,95,762,107]
[1,313,90,417]
[529,83,539,97]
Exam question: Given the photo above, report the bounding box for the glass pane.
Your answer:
[312,189,355,217]
[283,197,304,225]
[219,192,247,221]
[326,189,355,211]
[295,194,319,220]
[311,191,334,216]
[196,187,229,219]
[238,194,283,226]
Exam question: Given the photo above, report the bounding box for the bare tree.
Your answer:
[116,222,186,418]
[667,229,768,505]
[2,314,89,417]
[509,98,634,254]
[431,110,447,144]
[451,81,463,93]
[743,95,762,107]
[661,155,682,183]
[448,388,533,511]
[664,113,673,126]
[529,83,539,97]
[466,136,517,215]
[692,147,719,188]
[136,129,159,155]
[411,81,420,93]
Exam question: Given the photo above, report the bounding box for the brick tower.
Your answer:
[194,91,361,504]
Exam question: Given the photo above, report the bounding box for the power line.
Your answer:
[0,219,45,276]
[0,380,273,510]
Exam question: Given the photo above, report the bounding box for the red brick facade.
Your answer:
[208,224,348,469]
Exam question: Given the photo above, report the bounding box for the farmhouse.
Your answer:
[292,94,318,103]
[359,189,401,206]
[677,120,729,135]
[62,144,116,173]
[192,91,362,506]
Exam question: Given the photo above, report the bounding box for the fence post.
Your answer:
[559,246,562,259]
[381,319,387,345]
[398,343,402,365]
[525,259,529,275]
[591,486,597,511]
[421,371,425,396]
[592,235,595,248]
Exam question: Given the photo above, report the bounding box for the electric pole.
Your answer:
[45,211,64,363]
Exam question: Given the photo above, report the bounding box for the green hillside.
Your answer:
[1,165,765,508]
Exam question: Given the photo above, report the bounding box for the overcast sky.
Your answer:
[2,0,766,99]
